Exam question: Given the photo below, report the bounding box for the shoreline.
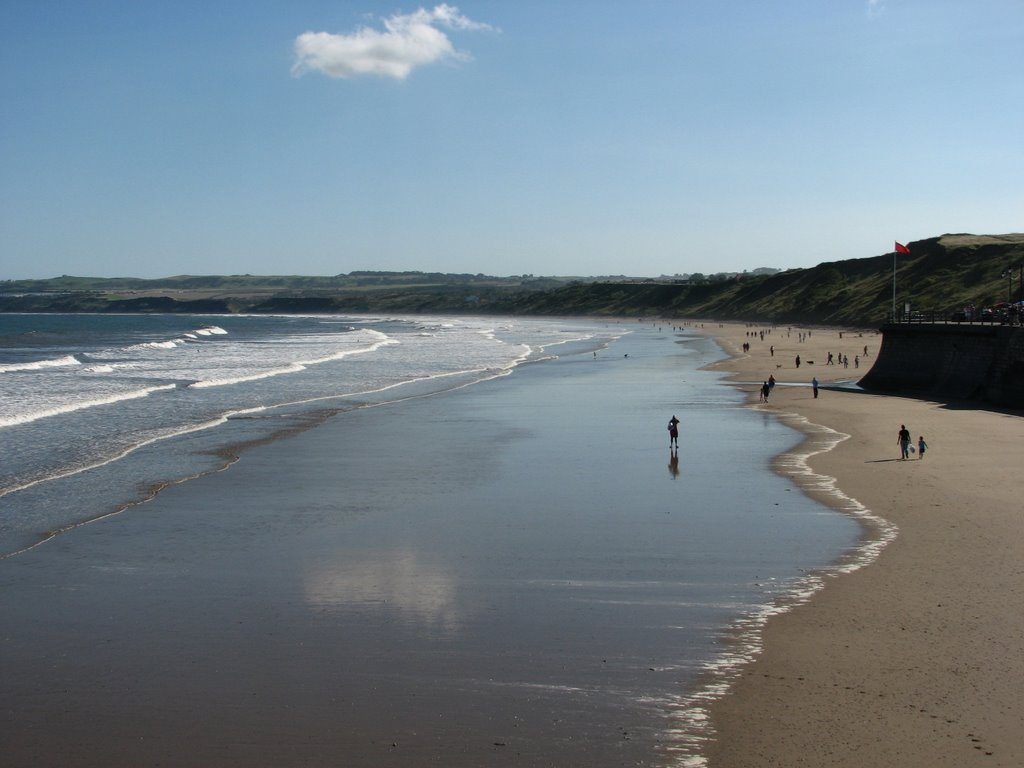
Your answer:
[695,321,1024,767]
[4,323,842,767]
[4,316,1020,766]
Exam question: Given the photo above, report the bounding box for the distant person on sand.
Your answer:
[667,415,680,448]
[812,376,819,398]
[918,436,928,459]
[760,381,771,403]
[795,354,801,369]
[898,424,912,460]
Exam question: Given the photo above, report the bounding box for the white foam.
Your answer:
[135,340,179,350]
[0,410,230,502]
[0,354,80,373]
[188,332,397,389]
[189,362,308,389]
[0,383,177,429]
[664,411,898,766]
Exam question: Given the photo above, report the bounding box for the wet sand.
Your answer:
[3,325,823,768]
[699,322,1024,767]
[8,318,1019,768]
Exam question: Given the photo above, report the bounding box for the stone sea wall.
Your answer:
[859,324,1024,409]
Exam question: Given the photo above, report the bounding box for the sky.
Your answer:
[1,1,1022,280]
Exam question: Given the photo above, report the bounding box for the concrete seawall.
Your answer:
[859,324,1024,408]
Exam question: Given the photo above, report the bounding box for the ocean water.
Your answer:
[0,313,876,765]
[0,313,617,557]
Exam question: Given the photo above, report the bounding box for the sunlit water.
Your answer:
[0,314,884,766]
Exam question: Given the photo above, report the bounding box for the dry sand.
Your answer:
[697,321,1024,767]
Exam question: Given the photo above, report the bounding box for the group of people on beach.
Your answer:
[897,424,928,460]
[666,419,930,471]
[671,327,930,466]
[826,352,856,368]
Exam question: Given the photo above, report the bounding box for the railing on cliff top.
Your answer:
[887,309,1023,326]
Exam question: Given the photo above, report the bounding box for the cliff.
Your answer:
[3,233,1023,325]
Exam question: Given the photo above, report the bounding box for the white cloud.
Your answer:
[867,0,887,19]
[292,4,494,80]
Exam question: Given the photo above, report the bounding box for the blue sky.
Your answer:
[2,1,1021,279]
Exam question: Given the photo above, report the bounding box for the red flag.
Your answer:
[895,241,910,254]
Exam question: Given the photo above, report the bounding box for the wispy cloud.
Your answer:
[292,4,494,81]
[867,0,887,19]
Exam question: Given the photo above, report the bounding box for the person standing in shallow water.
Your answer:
[898,424,912,459]
[667,415,680,448]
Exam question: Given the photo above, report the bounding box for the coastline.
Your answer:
[697,321,1024,767]
[5,315,1020,766]
[2,323,856,767]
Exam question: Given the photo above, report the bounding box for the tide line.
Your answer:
[0,412,232,504]
[663,410,898,768]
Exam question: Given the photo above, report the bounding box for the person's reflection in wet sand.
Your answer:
[668,447,680,479]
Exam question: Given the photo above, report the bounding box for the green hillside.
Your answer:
[497,233,1024,323]
[3,233,1022,325]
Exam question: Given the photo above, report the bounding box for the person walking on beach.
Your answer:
[812,376,819,398]
[918,435,928,459]
[760,381,771,403]
[667,415,680,448]
[898,424,912,459]
[795,354,801,369]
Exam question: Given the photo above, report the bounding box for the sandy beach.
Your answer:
[6,323,852,768]
[700,322,1024,767]
[3,317,1021,767]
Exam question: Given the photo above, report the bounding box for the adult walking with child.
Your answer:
[898,424,912,460]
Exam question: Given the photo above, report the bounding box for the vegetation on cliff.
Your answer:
[3,234,1022,325]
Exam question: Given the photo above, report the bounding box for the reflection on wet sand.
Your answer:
[303,547,463,635]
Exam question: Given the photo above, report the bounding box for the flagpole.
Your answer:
[892,242,910,322]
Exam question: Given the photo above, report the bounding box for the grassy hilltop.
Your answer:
[510,234,1024,324]
[3,233,1023,325]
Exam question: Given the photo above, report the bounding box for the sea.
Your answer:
[0,313,626,557]
[0,312,879,765]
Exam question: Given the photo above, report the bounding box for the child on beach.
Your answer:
[918,436,928,459]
